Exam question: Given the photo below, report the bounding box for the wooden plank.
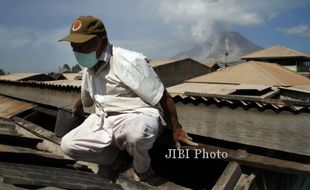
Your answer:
[0,144,69,162]
[0,162,123,190]
[0,134,42,147]
[0,117,16,126]
[33,106,58,117]
[212,161,242,190]
[182,144,310,176]
[175,102,310,156]
[0,127,18,136]
[0,95,36,119]
[0,167,112,185]
[13,116,61,145]
[2,175,123,190]
[233,174,255,190]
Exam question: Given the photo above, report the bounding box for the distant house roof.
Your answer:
[62,73,82,80]
[241,45,310,59]
[149,58,202,67]
[188,61,310,86]
[282,84,310,93]
[0,73,54,81]
[150,60,175,67]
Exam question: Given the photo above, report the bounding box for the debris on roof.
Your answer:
[0,117,124,190]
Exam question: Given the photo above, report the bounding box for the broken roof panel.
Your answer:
[188,61,310,86]
[167,82,272,96]
[0,95,35,118]
[241,45,310,59]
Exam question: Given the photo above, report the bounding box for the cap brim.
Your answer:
[58,33,97,43]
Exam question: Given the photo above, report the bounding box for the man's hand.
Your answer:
[172,126,199,149]
[72,98,85,117]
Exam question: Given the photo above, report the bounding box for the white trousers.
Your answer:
[61,113,159,173]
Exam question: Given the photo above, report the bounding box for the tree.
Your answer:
[71,64,82,73]
[0,69,5,75]
[61,64,71,73]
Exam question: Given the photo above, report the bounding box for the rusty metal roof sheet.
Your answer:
[188,61,310,86]
[0,95,35,118]
[241,45,310,59]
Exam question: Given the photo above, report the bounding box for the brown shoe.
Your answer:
[133,166,167,186]
[97,151,131,183]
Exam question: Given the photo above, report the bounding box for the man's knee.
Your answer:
[60,134,78,158]
[127,115,159,145]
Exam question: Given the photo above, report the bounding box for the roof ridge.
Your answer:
[250,62,284,86]
[276,45,305,56]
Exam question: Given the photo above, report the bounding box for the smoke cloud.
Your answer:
[159,0,303,44]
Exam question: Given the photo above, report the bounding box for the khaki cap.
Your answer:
[59,15,106,43]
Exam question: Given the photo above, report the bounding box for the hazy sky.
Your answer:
[1,0,310,73]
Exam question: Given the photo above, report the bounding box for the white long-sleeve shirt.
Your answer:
[81,44,166,125]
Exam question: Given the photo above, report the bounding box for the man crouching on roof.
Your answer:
[59,15,198,184]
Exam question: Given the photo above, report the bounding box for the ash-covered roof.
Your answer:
[241,45,310,59]
[188,61,310,86]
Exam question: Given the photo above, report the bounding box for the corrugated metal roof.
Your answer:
[188,61,310,86]
[241,45,310,59]
[0,95,35,118]
[43,80,82,87]
[171,93,310,112]
[0,80,81,92]
[0,73,47,81]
